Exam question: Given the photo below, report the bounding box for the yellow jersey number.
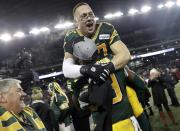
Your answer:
[97,43,107,56]
[97,44,122,104]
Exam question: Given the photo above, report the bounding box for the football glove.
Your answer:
[80,64,110,83]
[103,62,116,74]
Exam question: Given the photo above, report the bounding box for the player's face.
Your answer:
[75,5,96,37]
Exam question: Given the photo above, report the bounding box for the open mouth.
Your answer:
[20,96,25,101]
[86,23,93,28]
[86,20,94,28]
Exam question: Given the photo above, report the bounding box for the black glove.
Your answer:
[103,62,116,74]
[80,64,110,83]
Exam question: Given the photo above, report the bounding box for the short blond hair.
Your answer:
[73,2,89,17]
[31,87,43,100]
[150,68,160,78]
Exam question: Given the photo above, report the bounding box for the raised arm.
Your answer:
[110,40,131,70]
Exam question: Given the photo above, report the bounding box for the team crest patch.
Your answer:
[99,34,110,40]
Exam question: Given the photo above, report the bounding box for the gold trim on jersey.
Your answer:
[110,30,118,45]
[92,23,102,41]
[111,74,123,104]
[76,29,84,36]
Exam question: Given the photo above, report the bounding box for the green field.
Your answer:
[149,81,180,131]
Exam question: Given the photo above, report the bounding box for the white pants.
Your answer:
[59,123,74,131]
[130,116,142,131]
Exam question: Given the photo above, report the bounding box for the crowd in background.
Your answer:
[12,62,178,131]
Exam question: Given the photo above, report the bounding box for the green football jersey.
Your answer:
[64,22,120,59]
[111,69,133,123]
[97,56,133,123]
[50,94,71,126]
[64,22,133,123]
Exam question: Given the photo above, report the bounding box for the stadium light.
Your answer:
[128,8,139,15]
[2,1,180,37]
[141,5,151,13]
[54,22,74,29]
[132,48,174,59]
[54,24,64,29]
[29,28,40,35]
[39,71,63,79]
[104,13,113,19]
[165,1,175,8]
[0,33,12,42]
[64,22,74,27]
[95,17,99,20]
[177,0,180,6]
[157,4,164,9]
[114,11,123,17]
[104,11,123,19]
[13,31,25,38]
[39,27,50,32]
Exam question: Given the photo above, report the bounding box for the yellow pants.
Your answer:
[126,86,143,117]
[113,116,141,131]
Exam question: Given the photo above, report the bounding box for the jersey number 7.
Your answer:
[97,44,122,104]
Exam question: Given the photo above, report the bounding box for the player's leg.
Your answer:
[126,86,152,131]
[112,117,141,131]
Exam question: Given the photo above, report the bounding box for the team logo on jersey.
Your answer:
[99,34,110,40]
[91,67,96,72]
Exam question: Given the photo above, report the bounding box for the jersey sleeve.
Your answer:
[108,24,121,45]
[63,31,74,54]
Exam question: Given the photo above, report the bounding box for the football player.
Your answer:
[62,2,142,131]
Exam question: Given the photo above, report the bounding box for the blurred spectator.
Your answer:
[67,79,91,131]
[48,82,72,131]
[16,48,32,71]
[148,68,177,127]
[171,67,180,81]
[175,59,180,69]
[31,87,59,131]
[162,68,179,107]
[143,89,154,117]
[23,94,32,106]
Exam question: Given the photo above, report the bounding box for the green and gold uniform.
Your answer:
[127,75,152,131]
[64,22,142,131]
[50,94,71,126]
[0,106,46,131]
[64,22,120,59]
[48,82,71,127]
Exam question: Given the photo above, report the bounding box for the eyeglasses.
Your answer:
[80,12,95,21]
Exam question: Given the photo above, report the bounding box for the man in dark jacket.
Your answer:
[162,69,179,107]
[31,87,59,131]
[148,68,177,127]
